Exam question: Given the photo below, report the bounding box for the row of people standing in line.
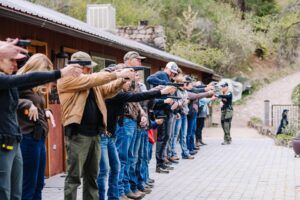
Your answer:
[0,39,233,200]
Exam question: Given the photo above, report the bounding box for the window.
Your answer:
[91,52,116,72]
[138,63,151,89]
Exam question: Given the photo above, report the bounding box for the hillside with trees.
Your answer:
[28,0,300,79]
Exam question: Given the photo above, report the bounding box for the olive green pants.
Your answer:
[221,109,233,143]
[64,134,101,200]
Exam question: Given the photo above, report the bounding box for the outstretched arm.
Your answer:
[0,71,61,90]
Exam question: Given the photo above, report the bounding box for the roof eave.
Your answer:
[0,4,214,74]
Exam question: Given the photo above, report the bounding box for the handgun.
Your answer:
[165,96,182,100]
[68,60,92,66]
[16,39,31,47]
[124,66,145,71]
[165,83,184,88]
[155,115,167,119]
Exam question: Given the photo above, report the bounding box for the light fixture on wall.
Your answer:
[55,47,68,69]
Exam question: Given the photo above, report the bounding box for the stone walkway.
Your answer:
[43,128,300,200]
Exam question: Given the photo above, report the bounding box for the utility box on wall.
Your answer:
[87,4,116,31]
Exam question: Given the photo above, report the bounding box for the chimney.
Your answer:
[86,4,116,32]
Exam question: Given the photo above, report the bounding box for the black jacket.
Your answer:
[0,71,61,137]
[218,92,233,110]
[105,90,162,136]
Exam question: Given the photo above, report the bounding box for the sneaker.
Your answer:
[144,185,152,189]
[189,150,198,155]
[194,146,200,150]
[182,155,194,160]
[200,141,207,145]
[148,178,155,183]
[156,167,169,174]
[145,182,154,188]
[196,142,201,147]
[164,160,172,165]
[162,164,174,170]
[221,141,230,145]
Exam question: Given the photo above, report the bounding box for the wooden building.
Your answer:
[0,0,220,177]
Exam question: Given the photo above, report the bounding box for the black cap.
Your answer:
[184,75,193,83]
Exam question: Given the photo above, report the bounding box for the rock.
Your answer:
[154,26,164,34]
[126,29,133,34]
[137,25,145,30]
[139,29,146,34]
[136,34,143,39]
[154,37,166,48]
[146,28,153,34]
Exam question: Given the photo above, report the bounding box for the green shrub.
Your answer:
[292,84,300,106]
[282,124,300,137]
[275,134,294,141]
[249,117,263,125]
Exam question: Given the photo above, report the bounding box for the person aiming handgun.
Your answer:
[147,61,181,173]
[215,82,233,145]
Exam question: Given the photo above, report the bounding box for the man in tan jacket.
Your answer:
[57,51,135,200]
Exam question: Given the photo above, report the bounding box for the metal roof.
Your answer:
[0,0,215,74]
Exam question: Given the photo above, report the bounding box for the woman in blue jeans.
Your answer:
[0,39,80,200]
[17,54,58,200]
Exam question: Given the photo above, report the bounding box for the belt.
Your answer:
[222,107,233,111]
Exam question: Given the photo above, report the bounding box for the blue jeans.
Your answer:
[187,112,197,151]
[97,136,120,200]
[115,118,137,197]
[136,129,148,190]
[145,142,153,182]
[128,128,142,193]
[179,115,190,157]
[168,118,181,157]
[21,134,46,200]
[168,115,190,158]
[165,114,176,159]
[0,140,22,200]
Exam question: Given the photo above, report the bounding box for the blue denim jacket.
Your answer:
[0,71,60,137]
[146,71,171,86]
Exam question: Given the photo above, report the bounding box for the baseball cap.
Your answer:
[71,51,97,68]
[184,75,193,83]
[220,82,229,87]
[123,51,146,61]
[166,62,178,74]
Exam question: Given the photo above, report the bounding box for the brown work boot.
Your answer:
[126,191,144,199]
[120,195,130,200]
[134,190,145,196]
[170,156,180,161]
[139,187,152,194]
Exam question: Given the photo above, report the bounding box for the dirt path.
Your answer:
[213,70,300,127]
